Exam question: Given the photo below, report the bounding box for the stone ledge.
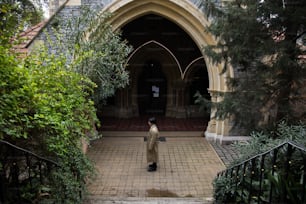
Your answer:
[84,196,213,204]
[101,131,204,137]
[205,131,251,145]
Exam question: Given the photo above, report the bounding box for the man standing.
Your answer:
[147,117,159,172]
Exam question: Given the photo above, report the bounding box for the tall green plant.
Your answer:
[198,0,306,133]
[0,0,44,44]
[1,2,133,202]
[214,122,306,203]
[0,44,33,140]
[24,45,97,203]
[51,6,132,105]
[1,16,98,202]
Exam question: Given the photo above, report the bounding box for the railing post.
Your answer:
[258,154,265,203]
[0,140,60,203]
[12,161,21,203]
[241,163,247,202]
[234,165,240,201]
[216,141,306,204]
[26,153,33,189]
[248,158,256,203]
[302,154,306,203]
[283,144,293,202]
[269,148,278,203]
[39,161,43,184]
[0,163,5,203]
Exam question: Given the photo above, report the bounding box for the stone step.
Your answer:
[100,131,204,137]
[84,196,213,204]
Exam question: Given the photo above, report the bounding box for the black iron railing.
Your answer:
[217,141,306,203]
[0,140,59,204]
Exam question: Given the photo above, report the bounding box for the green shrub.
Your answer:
[0,45,33,140]
[0,43,97,203]
[213,121,306,204]
[25,46,97,203]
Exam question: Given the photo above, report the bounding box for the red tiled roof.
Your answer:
[12,0,68,56]
[13,21,47,56]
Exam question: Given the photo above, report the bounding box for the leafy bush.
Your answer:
[1,3,131,203]
[0,45,33,139]
[50,6,132,106]
[213,176,239,204]
[213,121,306,204]
[234,121,306,163]
[28,46,97,203]
[0,42,97,203]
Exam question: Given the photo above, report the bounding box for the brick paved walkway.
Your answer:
[209,142,241,167]
[86,136,225,201]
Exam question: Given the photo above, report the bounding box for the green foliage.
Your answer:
[198,0,306,133]
[213,176,239,204]
[1,35,97,203]
[25,45,97,203]
[50,148,94,204]
[1,2,132,203]
[54,6,132,105]
[214,122,306,203]
[0,1,135,203]
[0,0,44,44]
[266,171,304,203]
[234,121,306,162]
[25,46,97,146]
[194,91,212,113]
[0,45,33,139]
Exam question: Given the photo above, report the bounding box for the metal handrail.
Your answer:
[216,140,306,203]
[0,139,59,166]
[0,139,59,203]
[220,140,306,175]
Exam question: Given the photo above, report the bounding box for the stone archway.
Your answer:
[102,0,234,137]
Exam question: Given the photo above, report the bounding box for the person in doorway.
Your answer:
[147,117,159,172]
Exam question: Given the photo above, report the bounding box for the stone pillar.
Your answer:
[205,90,237,142]
[205,91,217,140]
[117,88,134,118]
[172,82,187,118]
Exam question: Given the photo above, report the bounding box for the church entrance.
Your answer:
[138,60,167,115]
[100,14,210,121]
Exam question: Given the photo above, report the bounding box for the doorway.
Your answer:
[138,60,167,115]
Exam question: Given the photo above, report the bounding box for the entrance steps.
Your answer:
[100,131,204,137]
[84,196,213,204]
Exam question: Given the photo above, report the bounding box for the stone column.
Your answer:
[117,88,134,118]
[205,90,236,142]
[205,91,217,140]
[173,82,187,118]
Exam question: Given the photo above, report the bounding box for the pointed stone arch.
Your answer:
[183,56,205,80]
[126,40,184,79]
[103,0,235,137]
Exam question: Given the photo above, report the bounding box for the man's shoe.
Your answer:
[147,166,156,172]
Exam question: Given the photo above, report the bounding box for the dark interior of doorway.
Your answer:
[138,60,167,115]
[98,116,208,131]
[99,14,211,126]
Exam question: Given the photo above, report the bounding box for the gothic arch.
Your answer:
[126,40,184,79]
[103,0,234,137]
[183,57,205,80]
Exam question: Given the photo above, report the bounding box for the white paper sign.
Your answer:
[152,85,159,97]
